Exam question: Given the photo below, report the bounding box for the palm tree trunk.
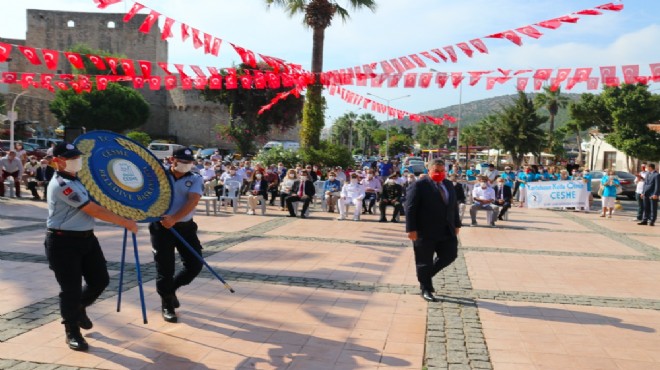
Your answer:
[300,26,326,150]
[549,114,555,133]
[575,131,583,165]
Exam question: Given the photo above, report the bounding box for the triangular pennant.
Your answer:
[456,43,473,57]
[469,39,489,54]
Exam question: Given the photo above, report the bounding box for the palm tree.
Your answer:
[534,86,570,134]
[266,0,377,149]
[354,113,380,154]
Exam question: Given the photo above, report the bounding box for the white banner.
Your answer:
[525,180,589,209]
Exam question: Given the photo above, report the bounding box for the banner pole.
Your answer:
[116,228,128,312]
[131,232,148,324]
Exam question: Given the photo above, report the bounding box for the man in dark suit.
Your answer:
[405,159,462,302]
[286,170,315,218]
[492,177,513,221]
[27,158,55,201]
[639,163,659,226]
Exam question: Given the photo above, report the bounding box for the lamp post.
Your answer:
[366,93,410,156]
[9,91,29,150]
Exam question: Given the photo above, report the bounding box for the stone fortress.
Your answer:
[1,9,299,149]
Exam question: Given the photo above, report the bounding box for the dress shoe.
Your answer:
[650,221,655,226]
[286,214,297,218]
[162,307,178,323]
[421,290,438,302]
[300,214,307,219]
[368,209,373,214]
[638,221,648,225]
[78,307,93,330]
[64,324,88,351]
[379,218,387,223]
[390,219,398,223]
[497,216,503,221]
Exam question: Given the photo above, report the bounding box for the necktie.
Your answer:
[437,182,447,204]
[299,182,304,197]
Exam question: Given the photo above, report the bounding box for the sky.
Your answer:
[1,0,659,126]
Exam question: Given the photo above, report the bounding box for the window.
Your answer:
[603,151,616,170]
[67,20,75,28]
[107,21,116,28]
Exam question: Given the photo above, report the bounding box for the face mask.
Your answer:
[288,174,295,179]
[256,174,262,179]
[367,174,374,179]
[329,176,336,181]
[351,179,358,184]
[470,168,475,171]
[300,176,307,181]
[41,164,47,169]
[204,165,210,169]
[31,160,37,164]
[481,183,488,189]
[430,171,446,182]
[407,177,414,183]
[175,162,194,173]
[65,158,83,173]
[497,182,504,187]
[386,179,395,185]
[266,170,272,174]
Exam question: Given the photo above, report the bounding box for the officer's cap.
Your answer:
[173,147,195,161]
[53,142,82,158]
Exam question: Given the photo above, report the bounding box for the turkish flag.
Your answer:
[389,59,406,73]
[2,72,17,84]
[203,33,212,54]
[266,72,280,89]
[533,79,543,90]
[354,67,367,86]
[190,65,206,78]
[418,72,432,88]
[181,24,190,42]
[635,76,649,85]
[181,77,193,90]
[54,81,69,91]
[158,62,172,75]
[231,44,257,68]
[555,68,571,83]
[420,51,440,63]
[193,77,207,90]
[59,74,74,81]
[565,78,578,90]
[456,43,473,58]
[209,75,222,89]
[486,78,497,90]
[138,60,152,77]
[79,75,92,92]
[596,3,624,11]
[380,61,395,74]
[650,63,660,81]
[599,66,616,81]
[41,74,54,88]
[487,31,523,46]
[174,64,188,78]
[621,65,639,84]
[0,42,12,62]
[211,38,222,56]
[604,77,620,87]
[42,49,59,70]
[536,19,562,29]
[451,72,464,88]
[148,76,161,90]
[20,73,36,88]
[64,52,84,69]
[469,39,489,54]
[408,54,427,68]
[469,71,489,86]
[240,74,252,89]
[398,56,416,71]
[557,15,579,23]
[207,67,220,76]
[121,59,136,76]
[576,9,602,15]
[123,3,145,23]
[191,28,203,49]
[371,74,388,88]
[533,68,553,80]
[105,57,119,74]
[97,76,109,90]
[388,74,402,88]
[19,46,42,65]
[573,67,592,82]
[94,0,121,9]
[138,10,160,34]
[165,76,177,90]
[132,76,145,89]
[162,17,175,40]
[516,77,529,91]
[516,25,543,39]
[549,78,561,91]
[87,54,106,70]
[430,48,448,62]
[443,46,458,63]
[435,72,448,88]
[253,71,266,89]
[403,73,417,88]
[225,73,238,89]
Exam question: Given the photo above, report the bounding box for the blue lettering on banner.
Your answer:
[527,180,588,209]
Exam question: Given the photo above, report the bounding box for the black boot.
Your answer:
[161,296,178,323]
[64,323,88,351]
[78,306,93,330]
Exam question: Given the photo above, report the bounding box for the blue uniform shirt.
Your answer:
[466,169,480,181]
[324,179,341,193]
[583,173,593,191]
[501,171,515,188]
[168,171,204,222]
[47,173,94,231]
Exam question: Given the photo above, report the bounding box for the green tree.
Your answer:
[50,83,149,132]
[254,146,303,168]
[491,91,548,168]
[201,64,304,156]
[354,113,380,155]
[126,131,152,147]
[300,140,353,168]
[566,93,609,165]
[330,111,359,148]
[387,133,414,156]
[267,0,377,149]
[534,86,570,149]
[415,123,447,148]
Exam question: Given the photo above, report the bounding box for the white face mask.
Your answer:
[329,176,336,181]
[230,170,236,175]
[407,177,414,183]
[367,174,373,179]
[386,179,395,185]
[351,179,358,184]
[175,162,194,173]
[288,174,295,179]
[256,174,262,179]
[300,176,307,181]
[65,158,83,173]
[480,183,488,189]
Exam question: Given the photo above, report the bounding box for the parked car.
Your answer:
[25,137,62,149]
[147,142,185,160]
[195,148,218,160]
[262,140,300,152]
[401,160,428,176]
[590,171,636,199]
[0,140,47,159]
[402,156,423,167]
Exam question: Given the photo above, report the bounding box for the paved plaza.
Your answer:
[0,197,658,370]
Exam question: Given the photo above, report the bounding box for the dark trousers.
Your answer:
[279,192,289,208]
[413,234,458,291]
[28,180,49,199]
[214,185,224,199]
[362,192,377,212]
[636,193,644,221]
[268,188,278,205]
[513,181,520,198]
[494,200,511,218]
[149,220,203,298]
[45,233,109,324]
[642,196,658,222]
[379,199,402,220]
[286,195,311,216]
[0,170,21,197]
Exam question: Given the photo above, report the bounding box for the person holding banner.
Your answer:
[149,147,204,323]
[599,169,620,218]
[45,142,138,351]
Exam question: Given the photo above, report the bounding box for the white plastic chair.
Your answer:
[219,180,242,213]
[200,196,218,216]
[313,180,326,211]
[245,195,267,215]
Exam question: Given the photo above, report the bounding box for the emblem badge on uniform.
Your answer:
[74,131,173,222]
[185,181,192,188]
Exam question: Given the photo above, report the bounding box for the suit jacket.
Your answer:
[36,166,55,182]
[453,182,466,203]
[248,179,269,198]
[290,179,315,198]
[405,177,461,241]
[492,184,512,203]
[642,171,660,197]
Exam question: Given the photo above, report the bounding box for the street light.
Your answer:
[9,91,29,150]
[366,92,410,156]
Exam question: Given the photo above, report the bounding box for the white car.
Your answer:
[148,142,185,160]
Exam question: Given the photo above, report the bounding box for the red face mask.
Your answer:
[430,171,446,182]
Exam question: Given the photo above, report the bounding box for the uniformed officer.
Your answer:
[149,147,204,323]
[46,142,138,351]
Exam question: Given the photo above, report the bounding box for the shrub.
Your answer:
[126,131,152,147]
[300,141,353,168]
[253,146,303,168]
